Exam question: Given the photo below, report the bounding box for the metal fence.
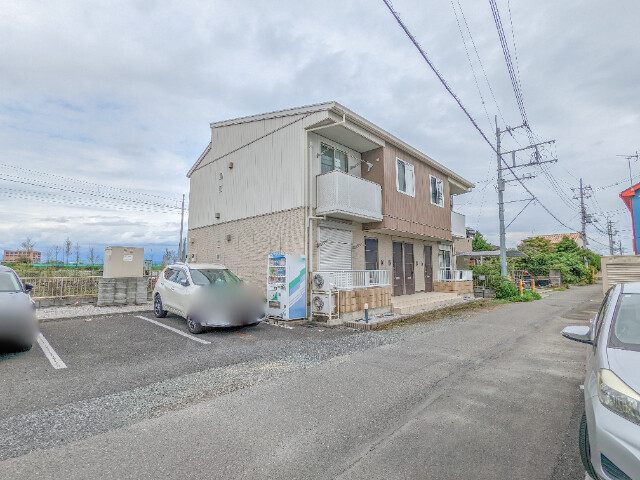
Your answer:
[22,276,102,299]
[23,275,158,299]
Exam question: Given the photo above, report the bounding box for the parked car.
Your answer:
[0,265,37,352]
[152,263,265,333]
[562,283,640,479]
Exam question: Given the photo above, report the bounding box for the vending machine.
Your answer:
[266,253,307,320]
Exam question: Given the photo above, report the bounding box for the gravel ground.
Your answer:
[36,302,153,321]
[2,317,422,461]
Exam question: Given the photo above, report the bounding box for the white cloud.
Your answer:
[0,0,638,256]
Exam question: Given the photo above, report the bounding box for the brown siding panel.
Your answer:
[362,145,452,240]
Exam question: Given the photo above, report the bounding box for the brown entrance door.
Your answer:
[404,243,415,295]
[364,238,378,270]
[424,245,433,292]
[392,242,404,296]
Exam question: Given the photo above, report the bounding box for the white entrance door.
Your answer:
[318,227,352,271]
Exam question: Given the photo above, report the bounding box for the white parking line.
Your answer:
[36,332,67,370]
[134,315,211,345]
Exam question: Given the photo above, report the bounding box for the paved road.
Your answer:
[0,285,602,479]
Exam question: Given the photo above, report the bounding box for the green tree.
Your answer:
[556,236,579,253]
[518,237,555,256]
[472,232,494,251]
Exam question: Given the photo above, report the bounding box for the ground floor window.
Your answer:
[439,250,451,270]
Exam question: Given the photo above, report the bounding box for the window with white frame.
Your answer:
[438,250,451,270]
[320,142,348,174]
[396,158,415,196]
[430,175,444,207]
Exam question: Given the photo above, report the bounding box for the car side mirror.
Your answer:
[180,280,190,287]
[24,283,33,292]
[561,325,592,345]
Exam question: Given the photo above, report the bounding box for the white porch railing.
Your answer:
[437,269,473,282]
[313,270,390,290]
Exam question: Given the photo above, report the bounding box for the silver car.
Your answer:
[563,283,640,479]
[0,265,37,352]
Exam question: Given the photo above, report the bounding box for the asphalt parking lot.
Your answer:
[1,286,603,478]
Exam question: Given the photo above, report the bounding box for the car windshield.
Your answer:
[610,293,640,351]
[0,271,23,293]
[189,268,241,287]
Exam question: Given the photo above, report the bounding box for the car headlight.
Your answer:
[597,369,640,425]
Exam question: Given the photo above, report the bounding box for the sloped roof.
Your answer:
[188,101,475,189]
[619,182,640,212]
[520,233,583,245]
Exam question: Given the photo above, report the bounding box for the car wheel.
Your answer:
[579,411,598,479]
[187,316,204,334]
[154,294,168,318]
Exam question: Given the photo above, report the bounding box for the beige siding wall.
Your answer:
[350,227,440,293]
[187,208,305,295]
[188,111,329,230]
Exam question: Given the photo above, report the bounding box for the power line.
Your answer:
[381,0,579,236]
[449,0,493,132]
[0,162,182,203]
[0,172,183,211]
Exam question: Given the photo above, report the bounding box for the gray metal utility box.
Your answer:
[103,246,144,278]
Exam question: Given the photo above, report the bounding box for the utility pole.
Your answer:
[178,194,185,262]
[571,179,593,247]
[495,116,556,277]
[496,118,507,277]
[607,219,617,256]
[619,239,624,255]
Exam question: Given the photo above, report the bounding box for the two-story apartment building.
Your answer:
[186,102,474,317]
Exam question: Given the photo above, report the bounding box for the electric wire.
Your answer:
[382,0,581,234]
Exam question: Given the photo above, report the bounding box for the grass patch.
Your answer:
[381,298,507,330]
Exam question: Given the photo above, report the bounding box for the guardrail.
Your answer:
[313,270,390,290]
[23,275,158,299]
[437,269,473,282]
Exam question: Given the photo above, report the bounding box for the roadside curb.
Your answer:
[37,306,153,323]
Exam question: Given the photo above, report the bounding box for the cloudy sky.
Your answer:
[1,0,638,261]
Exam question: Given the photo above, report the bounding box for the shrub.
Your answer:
[495,279,519,299]
[510,291,542,302]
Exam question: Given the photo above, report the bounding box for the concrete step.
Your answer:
[391,295,466,315]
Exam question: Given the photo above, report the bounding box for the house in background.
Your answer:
[2,250,41,263]
[186,102,474,320]
[519,233,585,249]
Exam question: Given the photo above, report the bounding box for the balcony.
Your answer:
[451,211,466,238]
[316,170,382,222]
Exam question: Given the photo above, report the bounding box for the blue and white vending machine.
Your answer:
[267,253,306,320]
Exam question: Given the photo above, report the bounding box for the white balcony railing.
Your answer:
[438,269,473,282]
[313,270,390,290]
[451,211,466,238]
[316,170,383,223]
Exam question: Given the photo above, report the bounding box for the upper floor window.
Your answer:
[320,143,348,174]
[396,158,415,197]
[430,175,444,207]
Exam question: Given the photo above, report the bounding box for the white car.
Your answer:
[152,263,265,334]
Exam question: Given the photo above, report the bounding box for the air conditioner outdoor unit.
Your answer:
[311,272,336,291]
[311,293,335,315]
